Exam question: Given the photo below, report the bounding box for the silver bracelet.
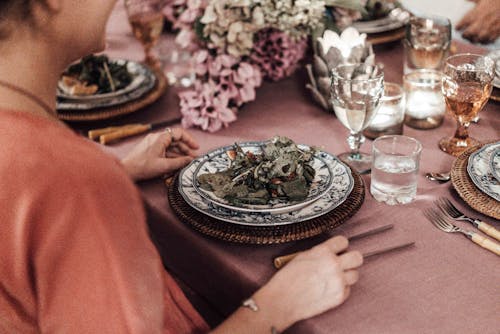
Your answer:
[242,298,259,312]
[241,298,280,334]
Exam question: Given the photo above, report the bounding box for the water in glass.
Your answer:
[371,154,418,205]
[370,135,422,205]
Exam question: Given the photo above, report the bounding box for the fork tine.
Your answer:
[437,197,462,218]
[424,209,445,230]
[425,208,453,231]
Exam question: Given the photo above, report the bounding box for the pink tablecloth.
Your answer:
[74,3,500,333]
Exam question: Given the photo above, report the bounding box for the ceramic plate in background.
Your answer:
[490,148,500,182]
[467,142,500,201]
[352,8,410,34]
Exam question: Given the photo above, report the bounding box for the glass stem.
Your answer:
[347,131,365,159]
[454,119,470,142]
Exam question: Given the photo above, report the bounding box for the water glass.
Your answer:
[371,135,422,205]
[403,70,445,129]
[158,36,195,87]
[364,82,405,139]
[330,63,385,174]
[403,15,451,74]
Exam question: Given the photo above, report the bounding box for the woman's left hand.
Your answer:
[121,128,199,181]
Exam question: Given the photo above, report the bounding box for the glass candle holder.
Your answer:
[403,70,445,129]
[403,15,451,74]
[364,82,405,140]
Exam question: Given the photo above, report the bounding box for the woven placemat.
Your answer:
[451,140,500,219]
[166,167,365,244]
[57,71,167,122]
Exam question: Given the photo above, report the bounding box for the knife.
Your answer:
[273,239,415,270]
[88,117,182,144]
[273,224,394,269]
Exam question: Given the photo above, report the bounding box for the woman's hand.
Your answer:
[211,236,363,334]
[121,128,199,181]
[258,236,363,328]
[456,0,500,43]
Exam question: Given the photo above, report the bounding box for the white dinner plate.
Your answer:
[467,142,500,202]
[178,149,354,226]
[192,142,335,214]
[490,148,500,182]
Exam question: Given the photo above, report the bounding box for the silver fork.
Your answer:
[435,197,500,241]
[424,209,500,256]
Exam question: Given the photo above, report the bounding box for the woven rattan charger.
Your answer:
[57,70,167,122]
[166,167,365,244]
[451,140,500,220]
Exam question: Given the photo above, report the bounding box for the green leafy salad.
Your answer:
[197,137,317,206]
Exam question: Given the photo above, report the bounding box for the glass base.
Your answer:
[338,152,372,174]
[439,136,480,157]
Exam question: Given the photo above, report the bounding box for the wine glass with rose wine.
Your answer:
[125,0,165,68]
[330,63,384,173]
[439,54,495,156]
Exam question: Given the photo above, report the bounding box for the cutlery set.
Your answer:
[424,197,500,256]
[88,117,181,144]
[273,224,415,269]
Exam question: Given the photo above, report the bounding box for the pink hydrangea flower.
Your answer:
[179,81,237,132]
[178,50,262,132]
[250,28,308,81]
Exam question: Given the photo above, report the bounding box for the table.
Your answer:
[72,3,500,333]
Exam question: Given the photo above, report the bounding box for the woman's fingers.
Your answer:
[343,270,359,286]
[168,141,197,157]
[338,250,363,270]
[159,156,194,174]
[169,127,199,149]
[319,236,349,255]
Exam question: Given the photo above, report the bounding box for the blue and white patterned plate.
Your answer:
[192,142,335,214]
[467,142,500,202]
[490,148,500,182]
[178,149,354,226]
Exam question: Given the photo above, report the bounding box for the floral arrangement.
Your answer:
[164,0,364,132]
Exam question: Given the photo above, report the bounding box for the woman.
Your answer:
[0,1,363,333]
[456,0,500,44]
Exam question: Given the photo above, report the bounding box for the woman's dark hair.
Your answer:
[0,0,34,39]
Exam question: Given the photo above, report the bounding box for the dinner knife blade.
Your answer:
[273,224,394,269]
[363,241,415,259]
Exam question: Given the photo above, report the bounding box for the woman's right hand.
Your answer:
[254,236,363,330]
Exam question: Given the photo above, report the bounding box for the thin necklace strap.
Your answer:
[0,79,56,118]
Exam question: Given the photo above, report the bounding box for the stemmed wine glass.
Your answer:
[124,0,165,69]
[440,54,495,156]
[330,63,384,173]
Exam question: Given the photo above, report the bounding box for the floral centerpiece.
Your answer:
[163,0,364,132]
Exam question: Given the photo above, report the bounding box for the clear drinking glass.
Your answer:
[404,15,451,74]
[330,63,384,173]
[371,135,422,205]
[439,54,495,156]
[124,0,165,69]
